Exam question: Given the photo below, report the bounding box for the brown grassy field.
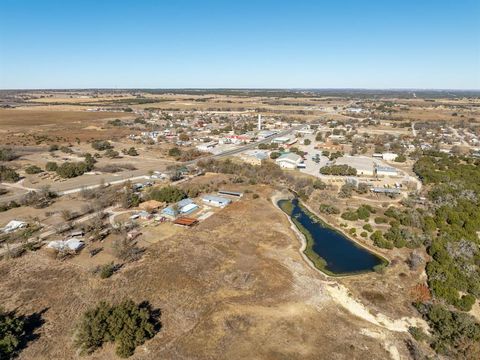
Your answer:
[0,109,136,145]
[0,109,133,127]
[0,190,412,360]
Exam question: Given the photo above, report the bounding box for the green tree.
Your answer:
[148,186,186,203]
[45,161,58,172]
[0,148,18,161]
[0,308,26,359]
[25,165,43,174]
[74,300,159,358]
[168,147,182,158]
[105,149,119,159]
[270,151,280,159]
[0,166,20,183]
[91,140,113,151]
[126,147,138,156]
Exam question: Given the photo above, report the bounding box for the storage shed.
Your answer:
[202,195,231,207]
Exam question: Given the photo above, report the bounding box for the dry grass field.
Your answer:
[0,192,415,360]
[0,109,133,127]
[0,109,136,145]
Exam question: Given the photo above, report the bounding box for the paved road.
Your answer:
[1,126,300,202]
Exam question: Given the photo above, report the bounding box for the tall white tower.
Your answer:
[257,114,262,131]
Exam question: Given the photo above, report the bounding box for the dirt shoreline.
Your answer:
[271,190,426,334]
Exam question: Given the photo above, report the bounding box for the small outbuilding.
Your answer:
[375,166,399,177]
[202,195,231,208]
[218,190,243,197]
[173,217,198,227]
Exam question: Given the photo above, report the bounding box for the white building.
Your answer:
[196,141,218,152]
[276,153,303,169]
[335,156,375,176]
[376,166,399,177]
[202,195,231,207]
[382,152,398,161]
[258,130,277,139]
[296,127,314,135]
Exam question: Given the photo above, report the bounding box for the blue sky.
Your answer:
[0,0,479,89]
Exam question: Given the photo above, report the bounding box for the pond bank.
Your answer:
[275,195,388,276]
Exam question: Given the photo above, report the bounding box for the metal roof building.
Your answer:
[202,195,231,207]
[375,166,399,176]
[162,198,199,217]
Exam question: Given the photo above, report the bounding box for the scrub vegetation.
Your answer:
[74,300,160,358]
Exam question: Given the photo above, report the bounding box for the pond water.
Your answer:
[278,198,386,275]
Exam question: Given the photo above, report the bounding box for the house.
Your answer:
[162,198,199,217]
[275,153,303,169]
[1,220,27,233]
[375,166,399,177]
[202,195,231,208]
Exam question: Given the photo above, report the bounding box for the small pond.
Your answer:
[278,198,387,275]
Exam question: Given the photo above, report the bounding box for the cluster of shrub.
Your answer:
[197,158,325,201]
[411,153,480,312]
[0,148,18,161]
[0,201,20,213]
[340,204,375,222]
[0,165,20,182]
[0,307,27,359]
[321,150,344,161]
[168,147,203,162]
[74,300,159,358]
[319,164,357,176]
[121,147,138,156]
[362,151,480,357]
[147,185,186,203]
[44,153,96,178]
[91,140,113,151]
